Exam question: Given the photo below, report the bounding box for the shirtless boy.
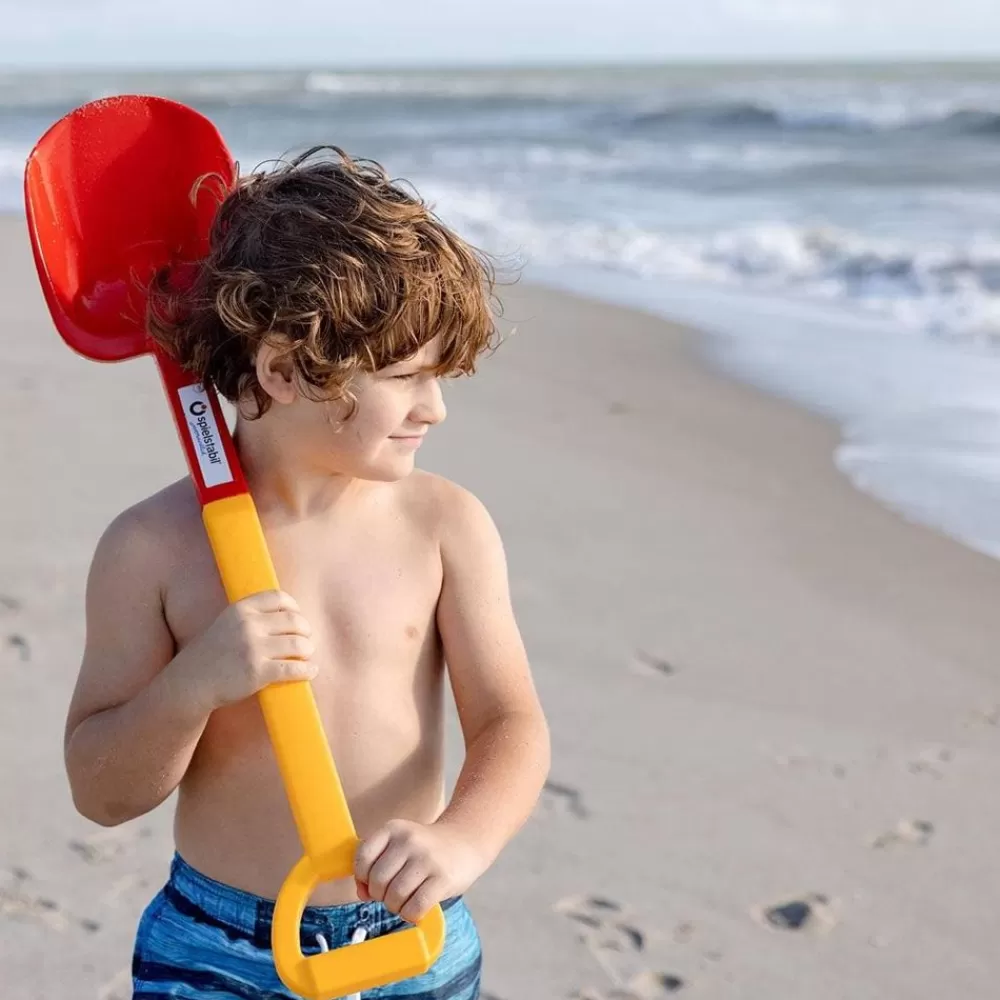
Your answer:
[63,147,551,999]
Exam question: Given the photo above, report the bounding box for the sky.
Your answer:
[1,0,1000,69]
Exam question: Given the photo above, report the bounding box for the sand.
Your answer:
[2,210,1000,999]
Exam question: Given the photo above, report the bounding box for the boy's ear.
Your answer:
[255,337,298,405]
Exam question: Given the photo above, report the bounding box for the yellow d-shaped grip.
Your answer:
[201,494,446,999]
[273,853,447,1000]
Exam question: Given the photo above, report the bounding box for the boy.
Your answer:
[63,147,551,999]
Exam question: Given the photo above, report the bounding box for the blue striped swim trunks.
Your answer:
[132,853,482,999]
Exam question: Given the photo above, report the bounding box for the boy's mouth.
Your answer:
[390,433,426,447]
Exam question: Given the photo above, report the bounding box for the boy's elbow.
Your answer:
[511,705,551,775]
[68,775,133,828]
[65,749,143,828]
[75,799,127,828]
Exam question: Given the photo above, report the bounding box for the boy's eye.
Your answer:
[392,372,419,381]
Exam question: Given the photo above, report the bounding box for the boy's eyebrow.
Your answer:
[382,358,430,374]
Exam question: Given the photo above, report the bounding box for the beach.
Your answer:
[3,208,1000,999]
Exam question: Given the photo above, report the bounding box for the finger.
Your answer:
[365,842,409,903]
[246,590,301,614]
[355,879,371,902]
[263,633,315,662]
[399,876,445,925]
[354,827,393,887]
[263,659,319,684]
[266,610,313,637]
[383,859,428,916]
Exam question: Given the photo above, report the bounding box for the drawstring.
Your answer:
[315,925,369,1000]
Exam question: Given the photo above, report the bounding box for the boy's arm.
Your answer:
[64,508,212,827]
[353,483,550,922]
[433,486,551,862]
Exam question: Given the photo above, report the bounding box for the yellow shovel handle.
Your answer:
[202,493,356,857]
[201,494,446,999]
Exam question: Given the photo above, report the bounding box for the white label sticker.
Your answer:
[178,383,234,488]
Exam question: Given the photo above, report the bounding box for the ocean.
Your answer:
[4,62,1000,556]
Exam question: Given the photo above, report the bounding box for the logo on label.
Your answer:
[178,383,234,488]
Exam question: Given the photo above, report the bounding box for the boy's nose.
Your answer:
[414,378,447,426]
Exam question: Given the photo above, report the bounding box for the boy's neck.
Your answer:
[232,417,371,522]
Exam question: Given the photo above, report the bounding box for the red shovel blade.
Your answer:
[24,94,248,506]
[24,94,236,363]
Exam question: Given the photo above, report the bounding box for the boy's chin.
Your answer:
[353,454,417,484]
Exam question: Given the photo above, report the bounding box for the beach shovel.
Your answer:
[23,94,445,1000]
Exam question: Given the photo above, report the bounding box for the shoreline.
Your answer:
[527,261,1000,568]
[6,205,994,571]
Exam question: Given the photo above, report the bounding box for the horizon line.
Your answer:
[3,52,1000,74]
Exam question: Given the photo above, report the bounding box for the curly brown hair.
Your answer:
[147,146,505,418]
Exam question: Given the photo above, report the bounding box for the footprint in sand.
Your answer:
[1,596,30,663]
[970,704,1000,727]
[965,700,1000,728]
[69,832,127,865]
[751,893,838,934]
[870,819,934,849]
[556,896,685,997]
[0,866,102,934]
[907,746,953,779]
[0,867,68,931]
[630,650,676,679]
[542,781,589,819]
[0,596,28,662]
[573,971,685,999]
[556,895,644,944]
[69,825,151,865]
[4,633,30,662]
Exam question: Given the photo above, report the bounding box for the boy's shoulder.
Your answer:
[402,471,501,555]
[402,469,488,521]
[95,478,202,568]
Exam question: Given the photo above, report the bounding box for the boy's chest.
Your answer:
[163,518,444,671]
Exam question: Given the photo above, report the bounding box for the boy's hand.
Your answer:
[176,590,318,711]
[353,819,488,924]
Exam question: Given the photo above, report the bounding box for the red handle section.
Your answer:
[153,345,249,506]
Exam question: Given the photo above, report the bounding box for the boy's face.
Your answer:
[265,336,448,484]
